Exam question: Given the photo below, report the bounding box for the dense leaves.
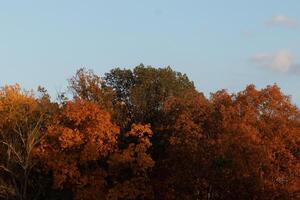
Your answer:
[34,99,119,195]
[1,66,300,199]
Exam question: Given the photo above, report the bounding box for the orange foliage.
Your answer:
[107,124,154,200]
[34,98,119,199]
[155,85,300,199]
[34,99,155,199]
[2,68,300,200]
[208,85,300,198]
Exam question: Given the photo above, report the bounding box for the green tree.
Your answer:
[104,64,196,127]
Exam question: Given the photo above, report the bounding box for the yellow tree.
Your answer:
[0,84,53,200]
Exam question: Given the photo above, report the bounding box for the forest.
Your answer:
[0,65,300,200]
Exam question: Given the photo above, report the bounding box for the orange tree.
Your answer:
[2,67,300,200]
[152,90,211,199]
[33,98,155,200]
[33,98,119,199]
[156,85,300,199]
[206,85,300,199]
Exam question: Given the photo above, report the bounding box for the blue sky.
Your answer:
[0,0,300,103]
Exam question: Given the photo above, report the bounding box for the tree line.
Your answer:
[1,65,300,199]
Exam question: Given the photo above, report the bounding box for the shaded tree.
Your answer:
[107,124,154,200]
[152,90,211,199]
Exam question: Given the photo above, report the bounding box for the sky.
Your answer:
[0,0,300,104]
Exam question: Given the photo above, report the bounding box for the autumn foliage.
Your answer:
[1,65,300,199]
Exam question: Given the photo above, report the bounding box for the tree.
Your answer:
[204,85,300,199]
[152,90,210,199]
[33,98,120,200]
[104,64,196,127]
[154,84,300,199]
[104,65,197,165]
[2,67,300,200]
[69,65,196,164]
[0,84,55,200]
[33,98,155,200]
[107,124,154,200]
[68,68,115,113]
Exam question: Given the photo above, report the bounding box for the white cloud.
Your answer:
[251,50,295,73]
[266,15,298,28]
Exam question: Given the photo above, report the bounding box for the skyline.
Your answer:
[0,0,300,103]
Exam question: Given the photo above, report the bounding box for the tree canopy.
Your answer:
[1,65,300,200]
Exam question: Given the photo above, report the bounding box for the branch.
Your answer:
[0,165,17,179]
[0,141,24,168]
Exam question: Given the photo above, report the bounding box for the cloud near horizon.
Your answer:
[266,15,298,28]
[251,50,300,74]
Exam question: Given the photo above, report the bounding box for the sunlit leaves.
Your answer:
[33,99,114,199]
